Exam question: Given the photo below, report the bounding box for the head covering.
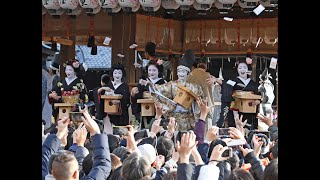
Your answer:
[178,49,195,72]
[65,59,81,73]
[50,52,60,71]
[137,144,157,164]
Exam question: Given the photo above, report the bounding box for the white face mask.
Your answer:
[113,69,123,82]
[237,63,249,79]
[65,65,75,79]
[177,67,188,81]
[148,65,159,80]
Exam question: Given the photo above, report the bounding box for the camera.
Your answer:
[221,148,233,158]
[218,128,230,138]
[160,119,170,127]
[69,112,83,122]
[77,101,95,110]
[134,129,149,141]
[174,131,188,145]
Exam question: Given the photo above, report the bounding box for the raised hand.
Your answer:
[56,117,70,140]
[257,113,273,126]
[176,131,198,164]
[196,97,213,120]
[80,105,100,136]
[206,126,219,142]
[131,87,139,97]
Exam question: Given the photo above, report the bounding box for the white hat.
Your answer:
[137,144,156,165]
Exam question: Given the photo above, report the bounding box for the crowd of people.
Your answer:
[42,42,278,180]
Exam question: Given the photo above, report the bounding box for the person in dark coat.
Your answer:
[131,60,166,129]
[106,63,131,126]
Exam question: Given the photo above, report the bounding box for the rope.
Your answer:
[237,20,240,50]
[168,19,171,53]
[200,20,202,52]
[66,15,70,39]
[218,21,221,49]
[156,17,160,46]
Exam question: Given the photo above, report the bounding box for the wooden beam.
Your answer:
[112,13,137,84]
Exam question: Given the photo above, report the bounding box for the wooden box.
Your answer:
[101,95,123,114]
[137,99,155,116]
[173,84,198,109]
[54,103,74,120]
[232,91,262,113]
[143,91,152,99]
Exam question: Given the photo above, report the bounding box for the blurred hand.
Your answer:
[229,127,245,140]
[252,134,263,157]
[257,113,273,126]
[61,130,68,147]
[73,123,88,147]
[206,126,219,142]
[154,100,164,119]
[125,125,137,152]
[167,117,176,133]
[155,155,165,170]
[171,148,180,163]
[151,119,163,135]
[239,145,254,157]
[176,131,198,163]
[131,87,139,97]
[49,91,61,100]
[209,144,229,163]
[207,76,217,85]
[234,115,247,135]
[80,105,100,136]
[56,117,70,140]
[196,97,213,120]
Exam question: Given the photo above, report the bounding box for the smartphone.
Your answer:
[113,126,129,136]
[226,139,247,147]
[160,119,170,127]
[221,148,233,158]
[134,129,149,141]
[69,112,83,122]
[218,128,230,137]
[175,131,188,144]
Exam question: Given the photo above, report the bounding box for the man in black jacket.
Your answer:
[42,108,111,180]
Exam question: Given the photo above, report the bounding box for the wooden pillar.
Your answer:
[251,56,257,82]
[171,55,178,80]
[59,15,76,80]
[112,13,136,85]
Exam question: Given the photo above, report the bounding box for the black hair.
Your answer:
[227,169,254,180]
[270,141,278,159]
[112,146,131,163]
[156,137,174,162]
[263,158,278,180]
[110,63,126,79]
[108,134,120,153]
[101,74,111,85]
[107,166,124,180]
[145,42,156,57]
[146,60,163,78]
[65,59,81,73]
[207,139,227,159]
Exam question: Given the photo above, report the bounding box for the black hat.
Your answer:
[145,42,156,57]
[50,53,60,70]
[178,49,195,72]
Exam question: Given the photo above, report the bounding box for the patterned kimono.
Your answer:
[152,79,204,131]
